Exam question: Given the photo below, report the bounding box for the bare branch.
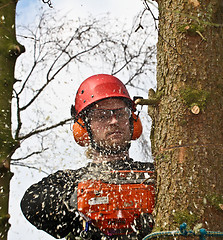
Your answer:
[11,148,49,162]
[17,117,72,141]
[11,162,49,175]
[13,9,156,168]
[13,89,22,140]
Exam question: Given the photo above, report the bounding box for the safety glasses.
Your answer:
[88,107,131,123]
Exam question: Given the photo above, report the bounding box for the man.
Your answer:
[21,74,155,240]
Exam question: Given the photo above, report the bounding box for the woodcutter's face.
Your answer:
[88,98,132,152]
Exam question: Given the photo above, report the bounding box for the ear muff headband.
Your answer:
[72,113,143,146]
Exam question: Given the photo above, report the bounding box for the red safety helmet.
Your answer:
[74,74,134,117]
[71,74,142,146]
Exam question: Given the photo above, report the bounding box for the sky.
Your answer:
[16,0,145,25]
[9,0,158,239]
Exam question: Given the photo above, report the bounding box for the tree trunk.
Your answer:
[152,0,223,233]
[0,1,24,239]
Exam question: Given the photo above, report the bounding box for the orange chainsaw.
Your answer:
[77,170,155,238]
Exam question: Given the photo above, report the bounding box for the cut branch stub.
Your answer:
[135,88,163,106]
[190,104,200,114]
[180,87,210,113]
[8,44,25,57]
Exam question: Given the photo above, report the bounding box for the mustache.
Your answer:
[105,129,124,137]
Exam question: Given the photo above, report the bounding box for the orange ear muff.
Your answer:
[72,118,90,146]
[131,113,143,140]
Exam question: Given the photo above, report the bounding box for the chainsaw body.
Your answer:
[77,170,155,237]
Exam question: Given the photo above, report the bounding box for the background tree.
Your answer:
[148,0,223,234]
[1,2,157,239]
[0,1,25,239]
[12,0,223,238]
[3,1,222,240]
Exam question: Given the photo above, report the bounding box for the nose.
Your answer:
[109,114,118,124]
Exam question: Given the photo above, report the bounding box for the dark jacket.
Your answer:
[21,159,154,239]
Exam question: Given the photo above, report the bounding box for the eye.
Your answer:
[116,111,125,118]
[99,112,107,120]
[115,107,131,119]
[98,110,111,121]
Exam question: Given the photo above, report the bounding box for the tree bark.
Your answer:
[0,1,24,239]
[152,0,223,233]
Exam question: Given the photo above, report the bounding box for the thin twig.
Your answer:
[42,0,53,8]
[17,117,72,141]
[11,148,49,162]
[11,162,49,175]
